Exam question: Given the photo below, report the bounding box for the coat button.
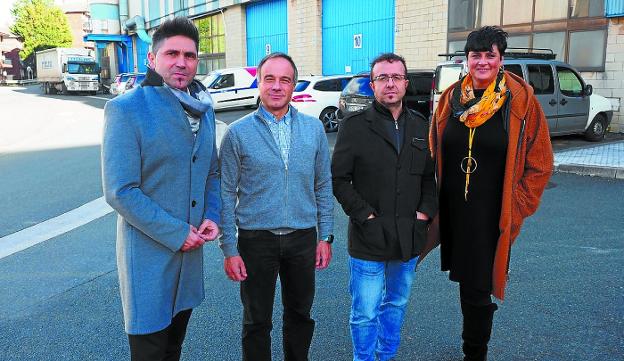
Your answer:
[191,200,196,207]
[192,155,197,163]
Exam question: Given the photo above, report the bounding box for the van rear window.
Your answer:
[343,76,373,97]
[435,65,462,94]
[295,81,310,92]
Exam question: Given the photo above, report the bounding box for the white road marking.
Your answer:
[0,197,114,259]
[86,95,112,101]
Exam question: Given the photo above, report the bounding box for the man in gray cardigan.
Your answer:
[101,17,220,361]
[219,52,334,361]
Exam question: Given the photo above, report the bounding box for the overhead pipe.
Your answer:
[125,15,152,44]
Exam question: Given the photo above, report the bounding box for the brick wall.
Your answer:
[287,0,322,76]
[582,17,624,133]
[395,0,448,70]
[224,5,247,67]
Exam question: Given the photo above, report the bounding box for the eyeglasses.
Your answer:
[372,74,407,83]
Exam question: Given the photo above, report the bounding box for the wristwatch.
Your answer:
[321,234,334,244]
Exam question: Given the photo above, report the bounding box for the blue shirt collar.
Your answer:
[259,104,292,125]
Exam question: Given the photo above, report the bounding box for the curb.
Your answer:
[554,164,624,179]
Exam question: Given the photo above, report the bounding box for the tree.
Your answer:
[10,0,73,60]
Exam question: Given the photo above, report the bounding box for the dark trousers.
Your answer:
[127,309,192,361]
[238,228,317,361]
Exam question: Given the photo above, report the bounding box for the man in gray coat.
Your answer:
[102,17,220,361]
[219,53,334,361]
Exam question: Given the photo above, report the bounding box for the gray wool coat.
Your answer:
[101,83,220,335]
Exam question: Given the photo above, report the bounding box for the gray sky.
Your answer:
[0,0,18,29]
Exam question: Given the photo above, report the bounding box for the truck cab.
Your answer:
[36,48,100,95]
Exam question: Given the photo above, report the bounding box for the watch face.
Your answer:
[326,234,334,244]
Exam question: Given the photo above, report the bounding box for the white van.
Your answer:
[432,51,613,141]
[201,67,259,110]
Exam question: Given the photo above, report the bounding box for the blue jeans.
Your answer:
[349,256,418,361]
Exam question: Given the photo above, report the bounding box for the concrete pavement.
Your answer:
[554,140,624,179]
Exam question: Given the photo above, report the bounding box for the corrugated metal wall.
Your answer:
[246,0,288,66]
[606,0,624,17]
[322,0,395,75]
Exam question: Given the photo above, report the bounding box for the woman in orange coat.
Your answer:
[429,26,553,360]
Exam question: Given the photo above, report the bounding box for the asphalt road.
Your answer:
[0,85,622,360]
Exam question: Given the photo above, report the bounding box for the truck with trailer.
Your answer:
[36,48,100,95]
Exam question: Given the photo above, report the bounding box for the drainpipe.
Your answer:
[119,0,129,31]
[125,15,152,44]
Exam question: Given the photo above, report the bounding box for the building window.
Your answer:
[448,40,466,54]
[479,0,502,26]
[533,32,566,61]
[568,30,606,69]
[534,0,569,21]
[194,13,225,76]
[449,0,476,31]
[448,0,607,71]
[507,35,530,49]
[503,0,532,24]
[572,0,605,17]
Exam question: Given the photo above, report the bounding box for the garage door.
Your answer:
[322,0,395,75]
[246,0,288,66]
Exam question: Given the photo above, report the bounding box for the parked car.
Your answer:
[110,73,132,95]
[291,75,353,132]
[432,49,613,141]
[123,73,146,94]
[338,70,434,125]
[201,67,259,110]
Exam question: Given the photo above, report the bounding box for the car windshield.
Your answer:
[343,76,373,97]
[67,62,99,75]
[295,80,310,92]
[434,65,463,94]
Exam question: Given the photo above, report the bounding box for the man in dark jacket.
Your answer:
[332,53,437,361]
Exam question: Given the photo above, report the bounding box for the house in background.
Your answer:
[58,0,94,49]
[0,26,25,82]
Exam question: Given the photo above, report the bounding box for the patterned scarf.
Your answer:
[451,69,507,128]
[450,69,508,201]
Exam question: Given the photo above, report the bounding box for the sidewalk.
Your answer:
[554,140,624,179]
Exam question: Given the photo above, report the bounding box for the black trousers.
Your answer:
[459,283,492,306]
[127,309,192,361]
[238,228,317,361]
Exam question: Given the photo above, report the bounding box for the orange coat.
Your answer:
[428,72,554,300]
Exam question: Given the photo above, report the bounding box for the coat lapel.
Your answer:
[365,107,396,151]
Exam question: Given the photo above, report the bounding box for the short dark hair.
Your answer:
[256,52,298,83]
[151,17,199,55]
[370,53,407,79]
[464,26,508,58]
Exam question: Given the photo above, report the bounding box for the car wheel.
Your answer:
[584,113,607,142]
[319,107,339,133]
